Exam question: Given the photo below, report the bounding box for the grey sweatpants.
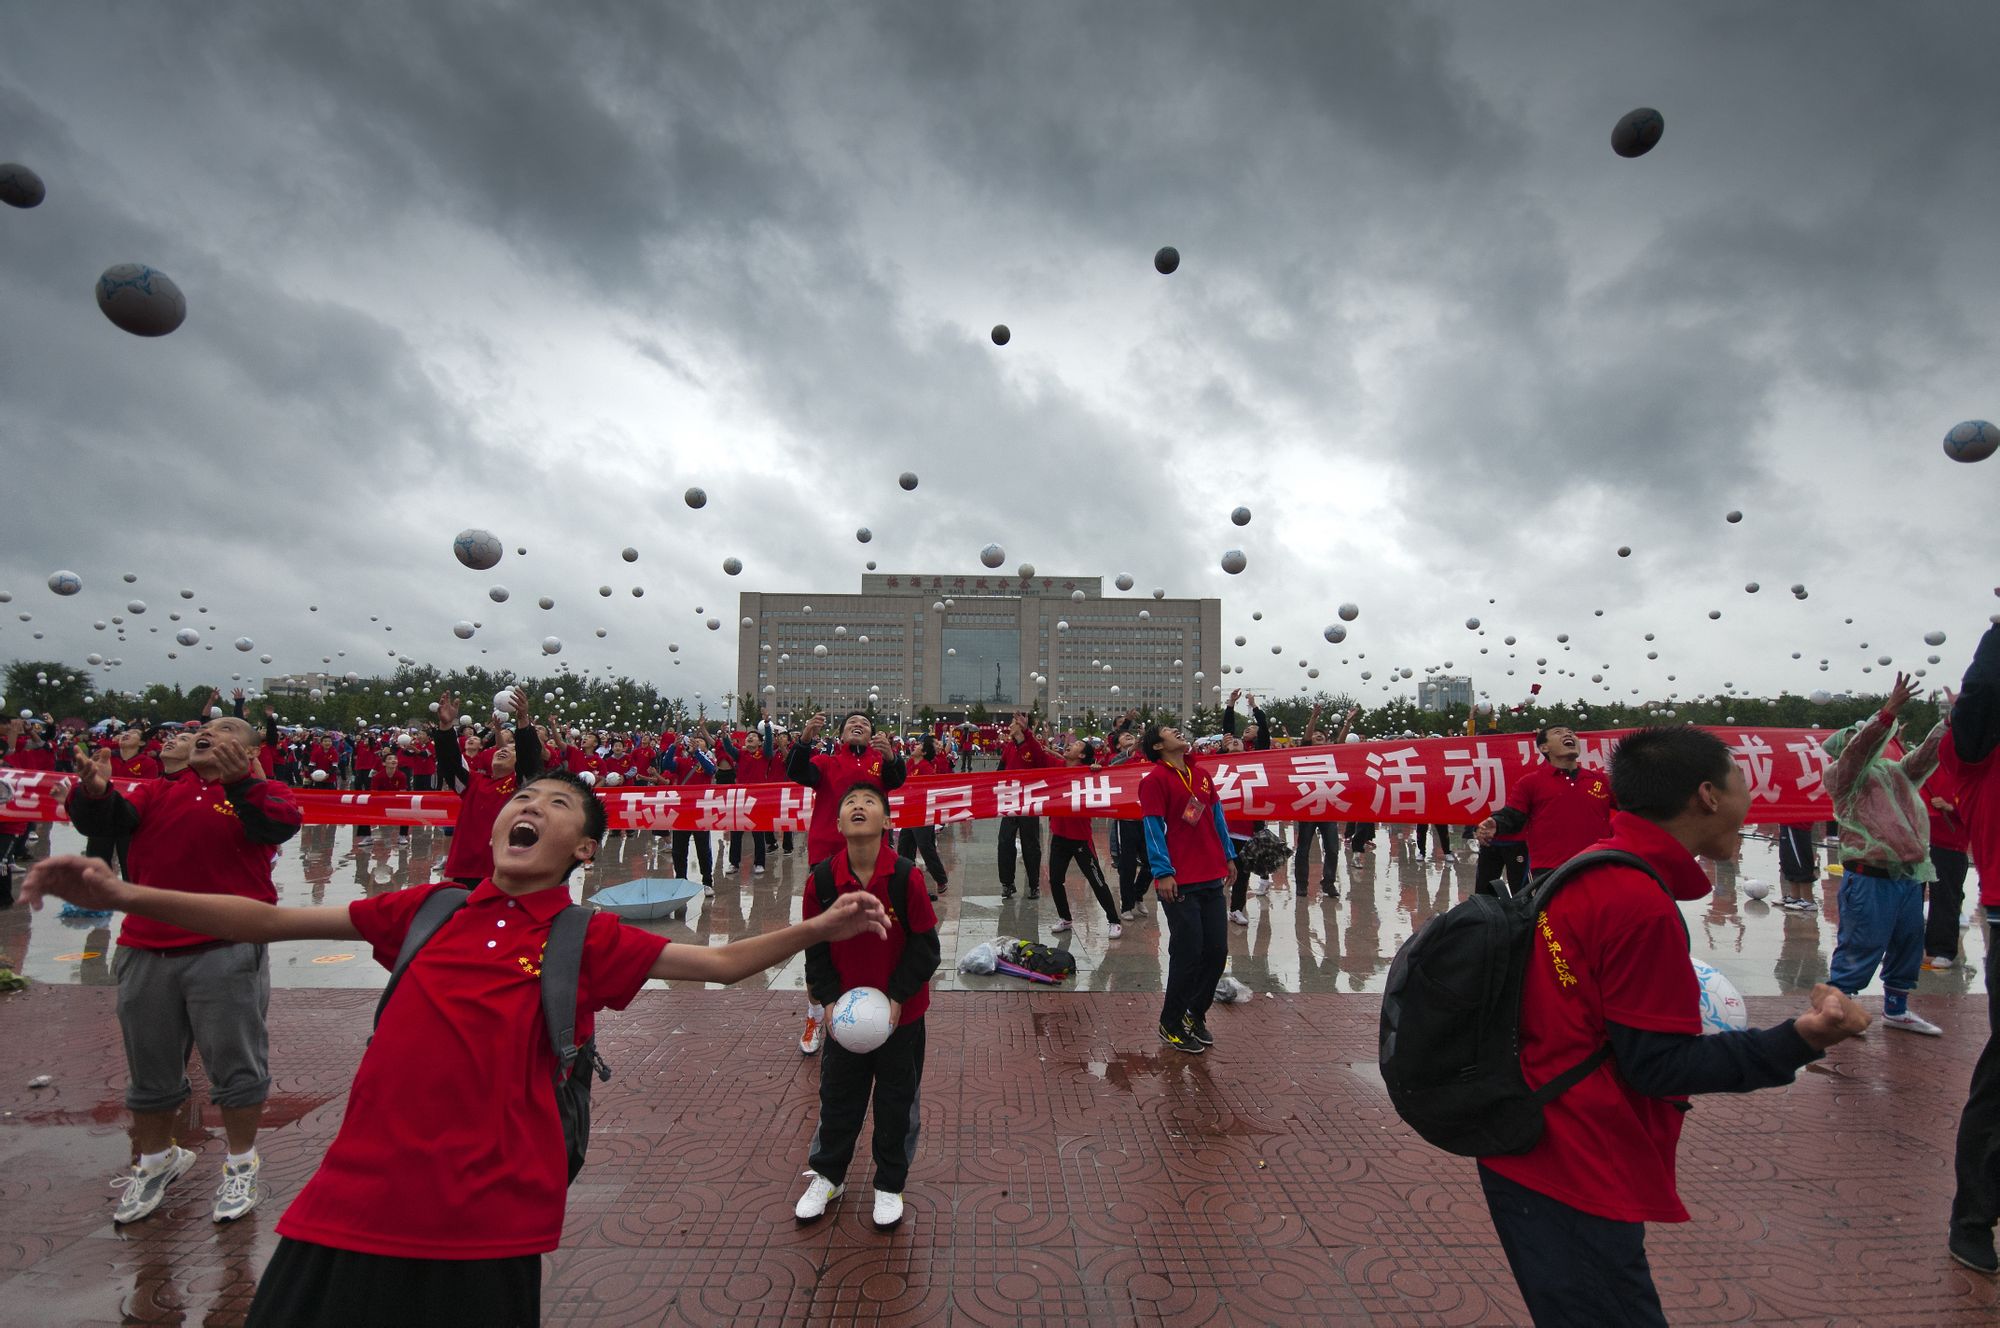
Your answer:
[115,942,272,1113]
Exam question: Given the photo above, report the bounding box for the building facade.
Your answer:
[737,572,1222,727]
[1417,674,1474,713]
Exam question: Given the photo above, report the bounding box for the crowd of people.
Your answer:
[2,623,1997,1325]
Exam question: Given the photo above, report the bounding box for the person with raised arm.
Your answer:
[432,690,542,887]
[25,768,886,1327]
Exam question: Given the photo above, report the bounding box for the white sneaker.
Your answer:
[1120,907,1137,920]
[800,1013,824,1055]
[1229,909,1249,926]
[872,1188,905,1229]
[112,1145,198,1224]
[794,1172,843,1221]
[1050,919,1072,932]
[1108,923,1123,938]
[212,1153,260,1223]
[703,883,715,896]
[1924,956,1956,971]
[754,865,765,876]
[1883,1010,1944,1036]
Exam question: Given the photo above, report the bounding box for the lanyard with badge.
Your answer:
[1172,762,1206,825]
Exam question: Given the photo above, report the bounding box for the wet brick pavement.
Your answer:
[0,822,1993,1323]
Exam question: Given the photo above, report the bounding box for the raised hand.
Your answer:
[803,713,827,742]
[510,689,532,728]
[75,747,114,797]
[436,692,460,727]
[1884,672,1916,716]
[816,889,890,941]
[207,730,258,784]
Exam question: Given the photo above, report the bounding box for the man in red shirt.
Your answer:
[997,712,1057,899]
[356,752,411,842]
[1478,726,1868,1322]
[64,716,302,1227]
[1948,621,2000,1274]
[795,784,941,1230]
[25,768,889,1327]
[895,735,952,897]
[1476,725,1617,878]
[1137,722,1236,1054]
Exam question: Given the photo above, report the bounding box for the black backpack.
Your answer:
[1377,850,1679,1157]
[373,888,611,1183]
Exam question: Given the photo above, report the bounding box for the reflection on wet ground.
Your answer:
[3,821,1987,998]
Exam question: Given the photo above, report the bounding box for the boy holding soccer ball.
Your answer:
[795,784,942,1230]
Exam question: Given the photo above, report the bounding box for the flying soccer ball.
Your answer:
[980,544,1005,569]
[46,571,81,596]
[1944,420,1999,464]
[1610,107,1665,159]
[1220,550,1247,575]
[453,529,503,570]
[96,263,187,336]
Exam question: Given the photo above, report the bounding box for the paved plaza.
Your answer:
[0,821,1993,1324]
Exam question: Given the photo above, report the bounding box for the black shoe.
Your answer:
[1951,1225,1999,1275]
[1183,1013,1215,1047]
[1001,885,1016,899]
[1027,887,1040,899]
[935,879,949,894]
[1158,1022,1204,1054]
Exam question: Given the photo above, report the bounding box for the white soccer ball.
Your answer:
[489,586,510,603]
[829,986,894,1053]
[1692,959,1748,1034]
[1338,603,1359,622]
[1220,549,1247,575]
[723,558,743,576]
[46,571,81,596]
[1115,574,1134,591]
[1323,624,1347,644]
[980,543,1006,569]
[175,628,200,646]
[453,529,503,570]
[234,637,254,652]
[1742,879,1772,902]
[311,769,328,783]
[453,621,475,639]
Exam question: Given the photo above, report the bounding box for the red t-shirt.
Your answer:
[1939,732,2000,905]
[368,768,410,793]
[3,746,54,772]
[1136,759,1231,883]
[1480,811,1709,1223]
[803,850,938,1024]
[1504,763,1618,870]
[276,879,668,1259]
[354,742,380,772]
[68,775,300,950]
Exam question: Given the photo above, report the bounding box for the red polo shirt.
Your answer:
[1480,812,1710,1223]
[798,746,892,865]
[68,775,300,950]
[803,849,938,1024]
[368,768,409,793]
[278,879,668,1259]
[111,753,161,781]
[1137,759,1232,883]
[442,764,520,882]
[1504,762,1618,870]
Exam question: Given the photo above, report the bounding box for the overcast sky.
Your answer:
[3,1,1997,719]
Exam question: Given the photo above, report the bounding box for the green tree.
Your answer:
[4,660,93,724]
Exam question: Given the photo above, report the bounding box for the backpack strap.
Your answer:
[1525,847,1691,1100]
[811,859,839,912]
[888,857,913,924]
[539,904,597,1085]
[372,887,470,1030]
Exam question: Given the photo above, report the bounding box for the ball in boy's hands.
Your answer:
[830,986,894,1053]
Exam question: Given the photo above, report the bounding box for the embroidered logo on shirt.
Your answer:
[517,938,546,977]
[1537,910,1578,989]
[210,799,240,820]
[1586,778,1610,800]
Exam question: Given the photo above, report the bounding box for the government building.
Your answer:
[736,572,1222,727]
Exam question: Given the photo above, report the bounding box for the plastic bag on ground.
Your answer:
[958,942,998,975]
[1214,975,1254,1004]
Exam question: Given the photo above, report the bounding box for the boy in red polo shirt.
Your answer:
[794,784,941,1231]
[1477,727,1870,1323]
[1476,724,1617,877]
[1137,722,1235,1055]
[433,691,542,886]
[25,767,888,1328]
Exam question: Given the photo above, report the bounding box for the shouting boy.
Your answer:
[25,768,888,1328]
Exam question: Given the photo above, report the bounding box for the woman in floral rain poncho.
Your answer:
[1821,671,1952,1036]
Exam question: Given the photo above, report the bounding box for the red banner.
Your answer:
[0,728,1837,831]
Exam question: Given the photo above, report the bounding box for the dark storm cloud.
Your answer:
[3,0,1998,709]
